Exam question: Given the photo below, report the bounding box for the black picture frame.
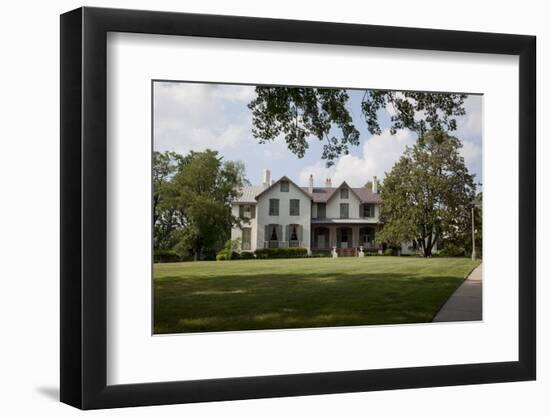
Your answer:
[60,6,536,410]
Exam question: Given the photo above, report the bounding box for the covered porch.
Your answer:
[311,221,381,256]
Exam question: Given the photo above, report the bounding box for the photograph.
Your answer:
[152,81,483,334]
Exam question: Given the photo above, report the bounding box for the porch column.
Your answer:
[352,225,359,248]
[329,225,336,248]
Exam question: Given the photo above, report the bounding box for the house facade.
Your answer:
[231,169,396,256]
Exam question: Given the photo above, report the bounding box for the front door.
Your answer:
[338,227,351,248]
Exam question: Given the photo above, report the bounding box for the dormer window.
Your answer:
[340,188,349,199]
[280,180,289,192]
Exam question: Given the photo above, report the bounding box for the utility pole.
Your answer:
[471,206,476,260]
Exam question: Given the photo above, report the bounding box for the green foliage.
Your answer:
[153,150,248,261]
[248,87,360,166]
[254,247,308,259]
[377,131,477,257]
[383,248,394,256]
[153,151,185,250]
[216,254,228,261]
[239,251,255,260]
[437,243,467,258]
[248,88,466,166]
[361,91,466,140]
[153,249,181,263]
[216,239,242,261]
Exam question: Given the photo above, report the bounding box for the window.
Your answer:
[340,188,349,199]
[280,180,289,192]
[269,199,279,216]
[287,224,301,247]
[340,203,349,219]
[316,203,326,219]
[266,224,281,248]
[239,204,256,219]
[289,199,300,216]
[362,204,374,218]
[242,228,251,250]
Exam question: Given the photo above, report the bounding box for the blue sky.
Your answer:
[153,82,482,190]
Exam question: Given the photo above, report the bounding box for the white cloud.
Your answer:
[299,129,416,187]
[153,82,255,154]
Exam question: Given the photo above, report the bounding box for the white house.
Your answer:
[231,169,398,256]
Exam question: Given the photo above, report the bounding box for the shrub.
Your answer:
[438,244,466,257]
[309,251,331,258]
[217,239,242,260]
[239,251,255,259]
[383,248,394,256]
[216,253,228,261]
[254,247,308,259]
[154,249,180,263]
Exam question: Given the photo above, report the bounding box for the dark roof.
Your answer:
[301,186,381,203]
[234,178,382,204]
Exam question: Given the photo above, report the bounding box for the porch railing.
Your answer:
[263,240,301,249]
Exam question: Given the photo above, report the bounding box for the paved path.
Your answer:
[433,264,482,323]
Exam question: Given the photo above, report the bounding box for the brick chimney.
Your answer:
[372,176,378,193]
[262,169,271,188]
[325,178,332,188]
[308,174,314,194]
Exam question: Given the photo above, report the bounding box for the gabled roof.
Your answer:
[326,181,363,203]
[234,180,382,204]
[300,184,381,204]
[254,176,313,200]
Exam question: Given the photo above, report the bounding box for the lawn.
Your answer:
[154,257,481,334]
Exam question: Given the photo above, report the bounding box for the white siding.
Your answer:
[256,182,312,251]
[326,189,362,219]
[230,203,258,251]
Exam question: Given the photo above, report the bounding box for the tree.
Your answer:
[153,151,184,250]
[248,87,360,166]
[248,87,466,166]
[170,150,248,260]
[377,131,476,257]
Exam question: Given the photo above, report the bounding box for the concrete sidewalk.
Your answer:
[433,264,482,322]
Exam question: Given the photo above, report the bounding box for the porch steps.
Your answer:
[337,248,356,257]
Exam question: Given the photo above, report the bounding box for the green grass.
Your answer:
[154,257,481,334]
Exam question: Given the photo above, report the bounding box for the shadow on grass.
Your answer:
[154,271,466,334]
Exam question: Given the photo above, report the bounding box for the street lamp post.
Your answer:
[471,206,476,260]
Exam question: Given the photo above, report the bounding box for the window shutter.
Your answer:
[285,225,290,242]
[265,225,269,242]
[239,205,244,217]
[277,225,283,242]
[298,225,303,243]
[251,205,256,219]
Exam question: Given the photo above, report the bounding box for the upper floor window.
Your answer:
[289,199,300,216]
[239,204,255,219]
[316,203,326,219]
[269,199,279,216]
[340,188,349,199]
[280,180,290,192]
[340,203,349,219]
[362,203,374,218]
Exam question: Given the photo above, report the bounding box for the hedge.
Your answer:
[154,249,181,263]
[254,247,308,259]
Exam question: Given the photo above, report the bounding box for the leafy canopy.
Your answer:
[377,131,476,257]
[153,150,248,260]
[248,87,467,166]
